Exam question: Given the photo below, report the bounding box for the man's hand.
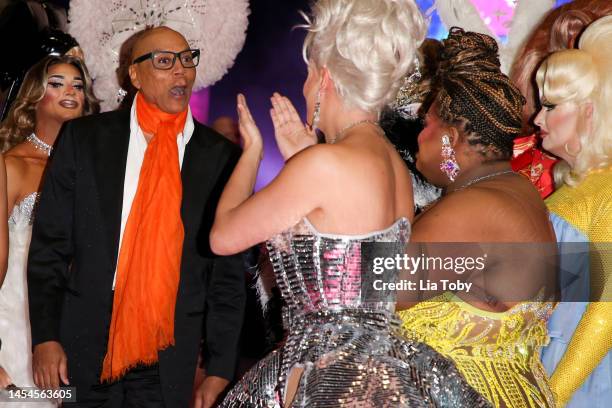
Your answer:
[193,375,230,408]
[0,365,13,389]
[32,341,69,389]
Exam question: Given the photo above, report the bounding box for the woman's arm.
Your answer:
[0,154,8,287]
[210,145,333,255]
[549,302,612,406]
[550,199,612,406]
[210,95,332,255]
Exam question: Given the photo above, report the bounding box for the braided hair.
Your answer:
[428,27,525,159]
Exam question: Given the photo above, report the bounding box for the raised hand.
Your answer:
[270,92,317,161]
[237,93,263,154]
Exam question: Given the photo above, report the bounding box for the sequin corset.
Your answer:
[399,294,555,407]
[266,217,410,317]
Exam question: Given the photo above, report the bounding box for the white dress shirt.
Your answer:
[112,97,195,289]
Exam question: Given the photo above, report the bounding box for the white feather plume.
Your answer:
[500,0,555,73]
[434,0,494,38]
[433,0,555,74]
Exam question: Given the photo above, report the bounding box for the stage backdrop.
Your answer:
[203,0,573,190]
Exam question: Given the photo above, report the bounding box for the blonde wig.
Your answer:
[536,16,612,186]
[301,0,426,114]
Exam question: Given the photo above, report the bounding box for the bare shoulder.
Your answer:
[4,147,29,175]
[285,143,349,176]
[413,190,488,239]
[4,144,47,205]
[4,144,47,174]
[413,182,540,242]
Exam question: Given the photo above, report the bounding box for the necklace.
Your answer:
[445,169,515,195]
[328,119,380,144]
[420,169,515,215]
[26,133,53,156]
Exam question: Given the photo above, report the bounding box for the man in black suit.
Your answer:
[27,26,245,407]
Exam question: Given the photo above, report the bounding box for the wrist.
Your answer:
[243,143,263,161]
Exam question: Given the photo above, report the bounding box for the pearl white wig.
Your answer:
[301,0,427,114]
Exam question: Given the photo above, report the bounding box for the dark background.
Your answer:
[208,0,311,186]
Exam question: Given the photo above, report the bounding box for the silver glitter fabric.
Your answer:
[221,218,491,408]
[8,192,39,227]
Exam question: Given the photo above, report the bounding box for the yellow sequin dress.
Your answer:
[399,293,556,408]
[544,167,612,406]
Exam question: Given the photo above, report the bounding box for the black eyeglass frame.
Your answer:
[132,49,201,70]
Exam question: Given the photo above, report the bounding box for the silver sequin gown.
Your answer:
[221,218,491,407]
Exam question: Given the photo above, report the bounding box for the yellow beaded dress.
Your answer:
[543,167,612,407]
[399,293,556,408]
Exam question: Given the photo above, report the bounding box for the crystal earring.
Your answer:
[440,134,460,181]
[312,91,321,130]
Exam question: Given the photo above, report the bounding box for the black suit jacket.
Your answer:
[27,109,246,406]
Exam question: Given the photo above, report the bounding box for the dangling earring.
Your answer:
[440,134,460,181]
[312,90,321,130]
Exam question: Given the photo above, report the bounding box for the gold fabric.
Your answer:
[399,293,556,408]
[545,167,612,406]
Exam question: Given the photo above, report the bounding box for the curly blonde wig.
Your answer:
[300,0,426,114]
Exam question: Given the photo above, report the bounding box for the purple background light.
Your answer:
[204,0,309,190]
[190,88,210,124]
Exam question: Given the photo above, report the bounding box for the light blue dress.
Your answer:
[541,213,612,407]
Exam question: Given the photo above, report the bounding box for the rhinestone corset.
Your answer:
[8,192,38,228]
[266,217,411,316]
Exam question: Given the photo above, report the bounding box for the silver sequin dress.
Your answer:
[221,218,491,408]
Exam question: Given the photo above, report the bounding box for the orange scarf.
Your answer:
[101,93,187,381]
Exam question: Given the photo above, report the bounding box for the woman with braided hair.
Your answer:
[397,28,557,408]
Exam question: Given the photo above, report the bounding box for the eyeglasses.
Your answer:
[132,49,200,70]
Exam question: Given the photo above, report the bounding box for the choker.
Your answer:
[26,133,53,157]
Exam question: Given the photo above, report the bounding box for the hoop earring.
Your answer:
[440,135,460,181]
[564,142,580,157]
